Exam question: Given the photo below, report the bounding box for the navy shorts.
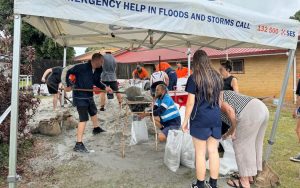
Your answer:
[160,116,181,137]
[190,125,221,141]
[161,125,180,137]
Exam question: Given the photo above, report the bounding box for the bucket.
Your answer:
[273,98,279,106]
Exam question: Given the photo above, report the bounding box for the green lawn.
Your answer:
[266,105,300,187]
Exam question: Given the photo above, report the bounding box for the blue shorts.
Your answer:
[160,116,181,137]
[161,125,180,137]
[190,126,221,141]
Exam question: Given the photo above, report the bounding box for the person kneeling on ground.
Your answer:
[140,84,181,142]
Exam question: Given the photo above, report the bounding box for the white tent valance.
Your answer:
[15,0,299,50]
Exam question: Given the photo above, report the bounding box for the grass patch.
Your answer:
[19,80,32,89]
[265,106,300,187]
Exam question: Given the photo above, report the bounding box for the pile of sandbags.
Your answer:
[32,110,77,136]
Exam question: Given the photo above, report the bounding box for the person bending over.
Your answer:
[41,66,63,111]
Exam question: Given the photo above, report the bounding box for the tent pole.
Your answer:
[264,49,296,161]
[61,47,67,107]
[7,14,22,188]
[187,48,191,76]
[187,42,191,76]
[293,56,297,104]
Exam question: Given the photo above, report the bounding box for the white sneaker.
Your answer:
[290,153,300,162]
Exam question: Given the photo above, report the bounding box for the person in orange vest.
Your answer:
[176,62,190,78]
[156,62,177,91]
[132,65,149,80]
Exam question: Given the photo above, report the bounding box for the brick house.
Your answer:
[113,45,300,102]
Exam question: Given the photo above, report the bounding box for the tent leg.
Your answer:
[264,49,296,161]
[187,48,191,76]
[61,47,67,107]
[7,14,22,188]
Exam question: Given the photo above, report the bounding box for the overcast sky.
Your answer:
[74,0,300,56]
[223,0,300,19]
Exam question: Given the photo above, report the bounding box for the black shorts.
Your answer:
[47,83,58,94]
[76,99,97,122]
[103,81,119,91]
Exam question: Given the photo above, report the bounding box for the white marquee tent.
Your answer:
[7,0,300,187]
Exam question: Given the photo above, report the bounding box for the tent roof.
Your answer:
[15,0,300,50]
[113,47,287,64]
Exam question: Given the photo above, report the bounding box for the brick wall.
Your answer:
[211,52,298,101]
[122,48,300,102]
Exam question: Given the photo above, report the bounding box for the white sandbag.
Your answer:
[164,130,183,172]
[61,64,75,87]
[130,118,149,145]
[219,139,238,175]
[32,84,40,96]
[176,78,188,91]
[180,132,195,169]
[40,84,50,95]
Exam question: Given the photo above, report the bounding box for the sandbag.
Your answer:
[61,65,75,87]
[206,139,238,175]
[40,84,49,95]
[130,117,149,145]
[36,118,61,136]
[255,161,280,188]
[180,132,195,169]
[164,130,183,172]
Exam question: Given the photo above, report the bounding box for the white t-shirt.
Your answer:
[150,71,168,85]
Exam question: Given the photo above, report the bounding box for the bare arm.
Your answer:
[221,102,237,139]
[231,78,239,93]
[293,95,300,118]
[182,93,195,132]
[164,72,169,86]
[41,68,52,82]
[132,71,136,79]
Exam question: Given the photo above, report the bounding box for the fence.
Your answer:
[32,59,73,84]
[19,75,32,89]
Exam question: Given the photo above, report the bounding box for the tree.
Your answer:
[0,1,75,60]
[290,10,300,21]
[36,37,75,60]
[0,0,13,32]
[85,47,103,53]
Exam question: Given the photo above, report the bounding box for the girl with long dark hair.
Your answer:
[182,50,223,188]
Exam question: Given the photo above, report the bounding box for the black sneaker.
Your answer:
[290,153,300,162]
[93,127,106,135]
[191,181,204,188]
[205,181,217,188]
[99,106,105,111]
[73,142,89,153]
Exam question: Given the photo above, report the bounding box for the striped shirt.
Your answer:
[221,90,254,126]
[155,94,180,122]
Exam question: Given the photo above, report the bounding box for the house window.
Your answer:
[220,59,245,74]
